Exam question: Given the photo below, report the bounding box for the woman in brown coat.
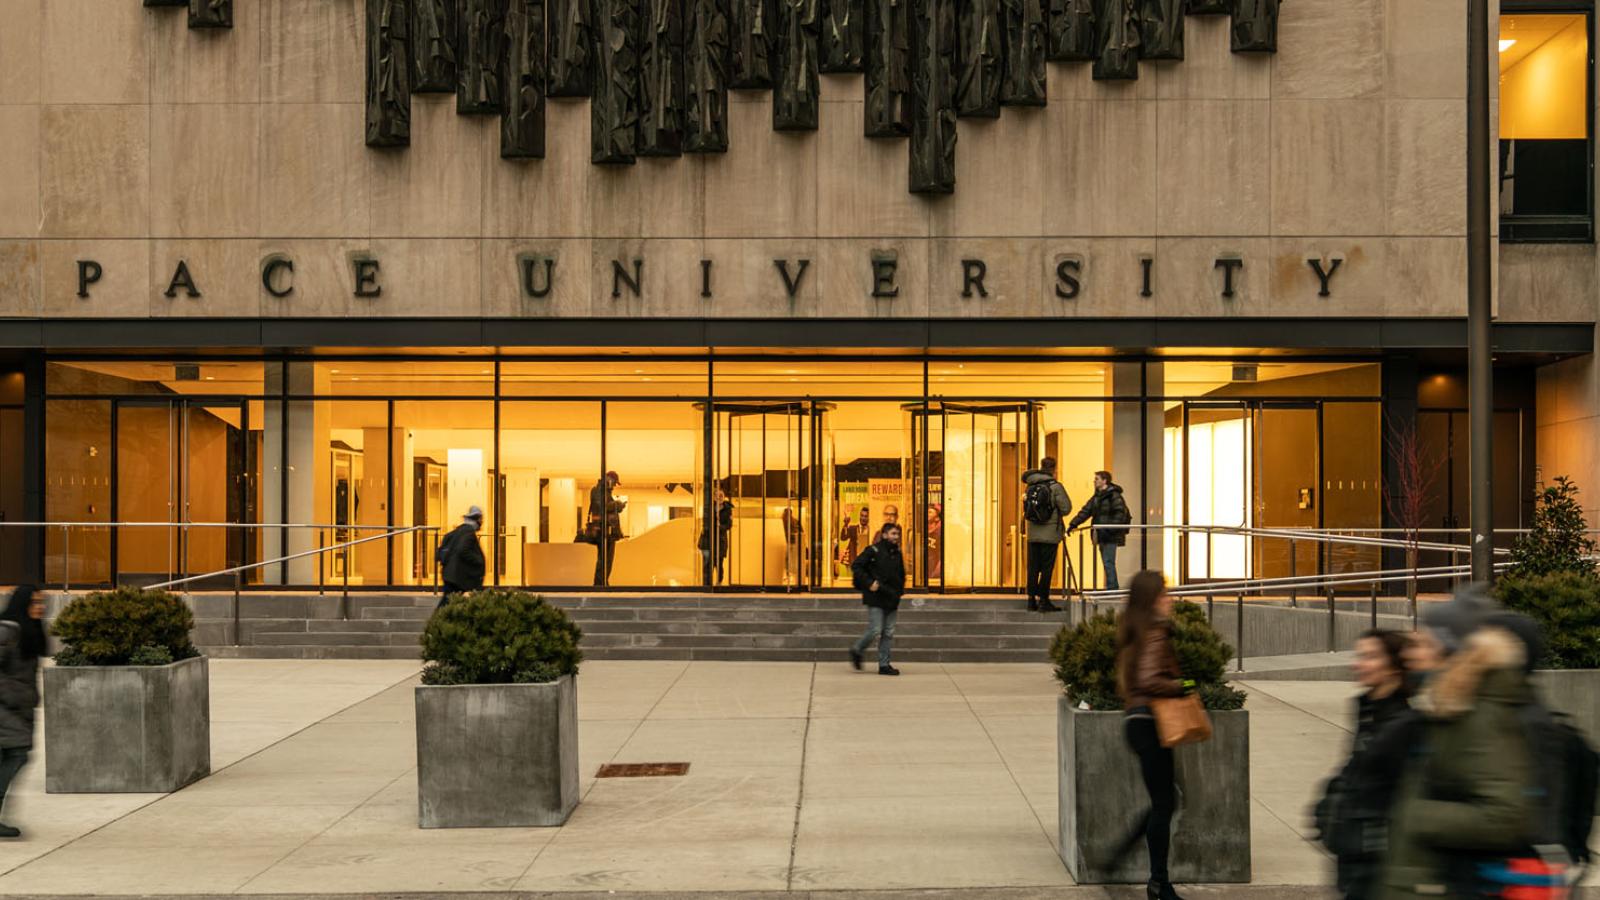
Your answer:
[1115,570,1188,900]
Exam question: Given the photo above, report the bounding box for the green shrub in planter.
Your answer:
[1495,571,1600,670]
[1050,601,1247,711]
[1509,476,1597,579]
[50,586,199,666]
[421,589,583,685]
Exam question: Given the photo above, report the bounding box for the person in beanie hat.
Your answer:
[436,506,486,607]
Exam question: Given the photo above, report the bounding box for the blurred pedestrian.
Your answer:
[849,522,906,676]
[0,585,45,839]
[436,506,486,607]
[1313,629,1414,899]
[1113,570,1189,900]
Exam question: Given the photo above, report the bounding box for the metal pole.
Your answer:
[233,568,242,647]
[1370,581,1378,631]
[1327,587,1337,652]
[1466,0,1495,583]
[61,525,70,594]
[1235,592,1244,673]
[1289,538,1297,607]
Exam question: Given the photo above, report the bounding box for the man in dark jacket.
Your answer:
[589,471,626,586]
[436,506,486,607]
[0,585,44,838]
[1021,457,1073,612]
[848,523,906,676]
[1068,470,1132,591]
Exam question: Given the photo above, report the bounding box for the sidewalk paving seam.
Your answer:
[0,664,424,882]
[941,664,1061,855]
[511,660,696,887]
[784,662,819,891]
[232,767,416,894]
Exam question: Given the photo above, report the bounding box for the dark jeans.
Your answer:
[593,538,618,587]
[438,581,466,610]
[852,607,897,668]
[1124,713,1176,883]
[0,746,29,821]
[1026,541,1058,605]
[1098,542,1120,591]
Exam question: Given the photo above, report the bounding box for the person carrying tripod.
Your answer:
[1021,456,1073,613]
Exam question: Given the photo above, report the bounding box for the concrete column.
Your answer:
[1107,362,1163,575]
[263,363,330,585]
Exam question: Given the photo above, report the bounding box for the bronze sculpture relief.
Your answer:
[820,0,865,72]
[549,0,597,95]
[366,0,412,147]
[412,0,459,92]
[642,0,688,153]
[865,0,913,136]
[1092,0,1138,80]
[732,0,776,87]
[503,0,547,158]
[685,0,732,150]
[909,0,956,192]
[189,0,231,28]
[773,0,822,130]
[1000,0,1046,105]
[956,0,1001,117]
[593,0,643,162]
[1139,0,1182,59]
[1230,0,1278,52]
[458,0,508,113]
[1185,0,1230,13]
[1047,0,1095,60]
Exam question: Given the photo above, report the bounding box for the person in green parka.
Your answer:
[1379,586,1537,899]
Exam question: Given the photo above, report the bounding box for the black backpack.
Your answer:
[1518,702,1599,867]
[1024,480,1056,525]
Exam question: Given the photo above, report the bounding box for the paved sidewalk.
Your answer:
[0,660,1360,895]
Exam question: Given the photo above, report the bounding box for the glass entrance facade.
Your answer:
[37,351,1512,593]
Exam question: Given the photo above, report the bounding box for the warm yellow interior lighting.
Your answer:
[1500,39,1517,51]
[1499,14,1588,140]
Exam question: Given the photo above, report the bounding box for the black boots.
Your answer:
[1146,880,1185,900]
[0,823,20,838]
[849,649,863,671]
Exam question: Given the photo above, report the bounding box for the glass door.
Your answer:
[1178,401,1253,583]
[709,402,830,590]
[1252,402,1321,582]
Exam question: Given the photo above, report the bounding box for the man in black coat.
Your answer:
[436,505,486,607]
[1068,470,1132,591]
[848,522,906,676]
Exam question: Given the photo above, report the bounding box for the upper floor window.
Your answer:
[1500,4,1595,242]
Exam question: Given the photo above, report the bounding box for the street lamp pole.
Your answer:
[1466,0,1495,582]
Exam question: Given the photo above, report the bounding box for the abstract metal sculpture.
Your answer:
[1139,0,1182,59]
[458,0,508,113]
[820,0,865,72]
[189,0,232,28]
[731,0,776,87]
[593,0,642,162]
[1185,0,1230,13]
[773,0,821,130]
[684,0,732,150]
[1092,0,1138,80]
[865,0,913,136]
[909,0,956,192]
[641,0,688,153]
[143,1,187,7]
[412,0,458,92]
[1047,0,1095,60]
[366,0,412,147]
[549,0,596,95]
[956,0,1001,117]
[1000,0,1046,105]
[1230,0,1278,52]
[503,0,547,158]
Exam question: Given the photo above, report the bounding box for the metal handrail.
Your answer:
[144,524,440,592]
[0,521,412,530]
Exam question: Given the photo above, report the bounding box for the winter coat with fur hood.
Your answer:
[1379,625,1536,899]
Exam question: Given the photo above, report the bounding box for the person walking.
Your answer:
[1068,470,1132,591]
[1380,587,1540,898]
[848,522,906,676]
[1313,629,1415,900]
[1114,570,1189,900]
[435,506,486,607]
[0,586,45,839]
[1021,456,1073,612]
[588,471,626,586]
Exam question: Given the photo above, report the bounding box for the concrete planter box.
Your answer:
[1534,669,1600,745]
[44,656,211,793]
[1057,697,1251,884]
[415,675,580,828]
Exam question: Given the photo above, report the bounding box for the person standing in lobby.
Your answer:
[436,506,486,607]
[849,523,906,676]
[1069,470,1132,591]
[589,471,626,586]
[0,586,45,839]
[1021,457,1073,612]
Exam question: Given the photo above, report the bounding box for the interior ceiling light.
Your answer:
[1499,39,1516,51]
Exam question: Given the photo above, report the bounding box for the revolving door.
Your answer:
[905,402,1035,592]
[707,402,833,590]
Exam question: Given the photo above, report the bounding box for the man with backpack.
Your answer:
[1068,470,1133,591]
[1020,457,1073,613]
[435,506,486,608]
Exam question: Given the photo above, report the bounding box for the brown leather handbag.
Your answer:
[1150,694,1213,747]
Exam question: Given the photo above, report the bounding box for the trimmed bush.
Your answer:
[49,587,198,666]
[1509,476,1597,579]
[1496,571,1600,670]
[421,589,583,686]
[1050,601,1247,711]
